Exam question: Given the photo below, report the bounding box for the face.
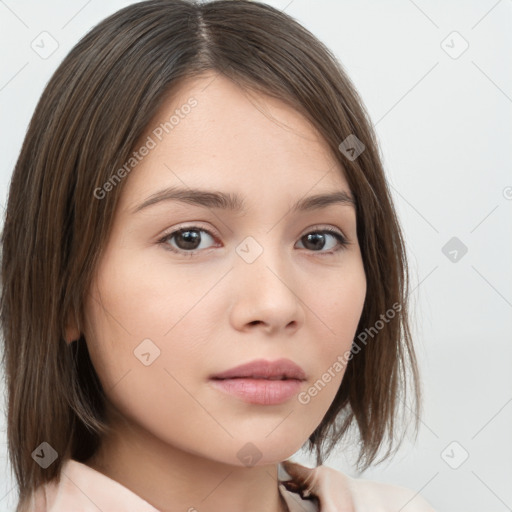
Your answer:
[80,72,366,467]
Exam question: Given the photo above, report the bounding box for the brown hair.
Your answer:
[0,0,420,510]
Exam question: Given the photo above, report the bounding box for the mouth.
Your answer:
[208,358,307,405]
[211,375,297,381]
[210,358,307,381]
[208,377,304,405]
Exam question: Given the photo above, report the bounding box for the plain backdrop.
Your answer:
[0,1,511,511]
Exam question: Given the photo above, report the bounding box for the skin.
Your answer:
[66,72,366,512]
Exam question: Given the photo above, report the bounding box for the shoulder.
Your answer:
[341,470,435,512]
[23,458,160,512]
[24,478,57,512]
[280,461,436,512]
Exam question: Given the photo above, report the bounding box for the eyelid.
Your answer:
[159,222,220,240]
[300,224,346,238]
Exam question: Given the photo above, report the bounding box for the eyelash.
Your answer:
[157,225,350,258]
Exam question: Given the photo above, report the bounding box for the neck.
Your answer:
[84,415,290,512]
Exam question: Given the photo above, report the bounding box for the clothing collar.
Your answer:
[35,458,326,512]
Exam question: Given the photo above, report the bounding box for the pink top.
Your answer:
[27,458,436,512]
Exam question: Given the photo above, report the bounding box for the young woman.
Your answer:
[0,1,436,511]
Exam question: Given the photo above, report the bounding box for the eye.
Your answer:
[158,226,218,257]
[158,225,349,257]
[295,227,349,255]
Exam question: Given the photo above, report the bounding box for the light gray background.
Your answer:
[1,1,511,511]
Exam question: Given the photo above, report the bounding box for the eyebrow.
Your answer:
[130,186,356,214]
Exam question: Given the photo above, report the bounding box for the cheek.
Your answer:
[310,263,366,350]
[299,263,366,404]
[82,280,214,445]
[87,243,224,341]
[82,247,223,407]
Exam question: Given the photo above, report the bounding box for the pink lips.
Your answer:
[209,358,306,405]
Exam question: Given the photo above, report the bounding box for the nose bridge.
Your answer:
[232,232,303,321]
[235,233,289,288]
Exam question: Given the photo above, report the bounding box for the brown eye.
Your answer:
[296,229,348,254]
[160,227,217,255]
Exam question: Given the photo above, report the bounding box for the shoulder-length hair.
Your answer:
[0,1,420,510]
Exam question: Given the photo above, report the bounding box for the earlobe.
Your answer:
[64,310,81,344]
[65,327,80,344]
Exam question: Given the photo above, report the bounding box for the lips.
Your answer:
[210,358,307,381]
[209,358,306,405]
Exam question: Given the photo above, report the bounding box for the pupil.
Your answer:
[178,230,200,250]
[304,233,325,250]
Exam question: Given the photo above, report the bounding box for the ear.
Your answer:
[64,309,81,345]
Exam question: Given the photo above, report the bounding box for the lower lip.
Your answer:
[209,378,303,405]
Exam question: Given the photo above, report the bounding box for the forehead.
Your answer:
[120,72,352,212]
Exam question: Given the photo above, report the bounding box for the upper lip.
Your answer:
[210,358,307,381]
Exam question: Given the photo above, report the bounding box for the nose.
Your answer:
[228,240,305,336]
